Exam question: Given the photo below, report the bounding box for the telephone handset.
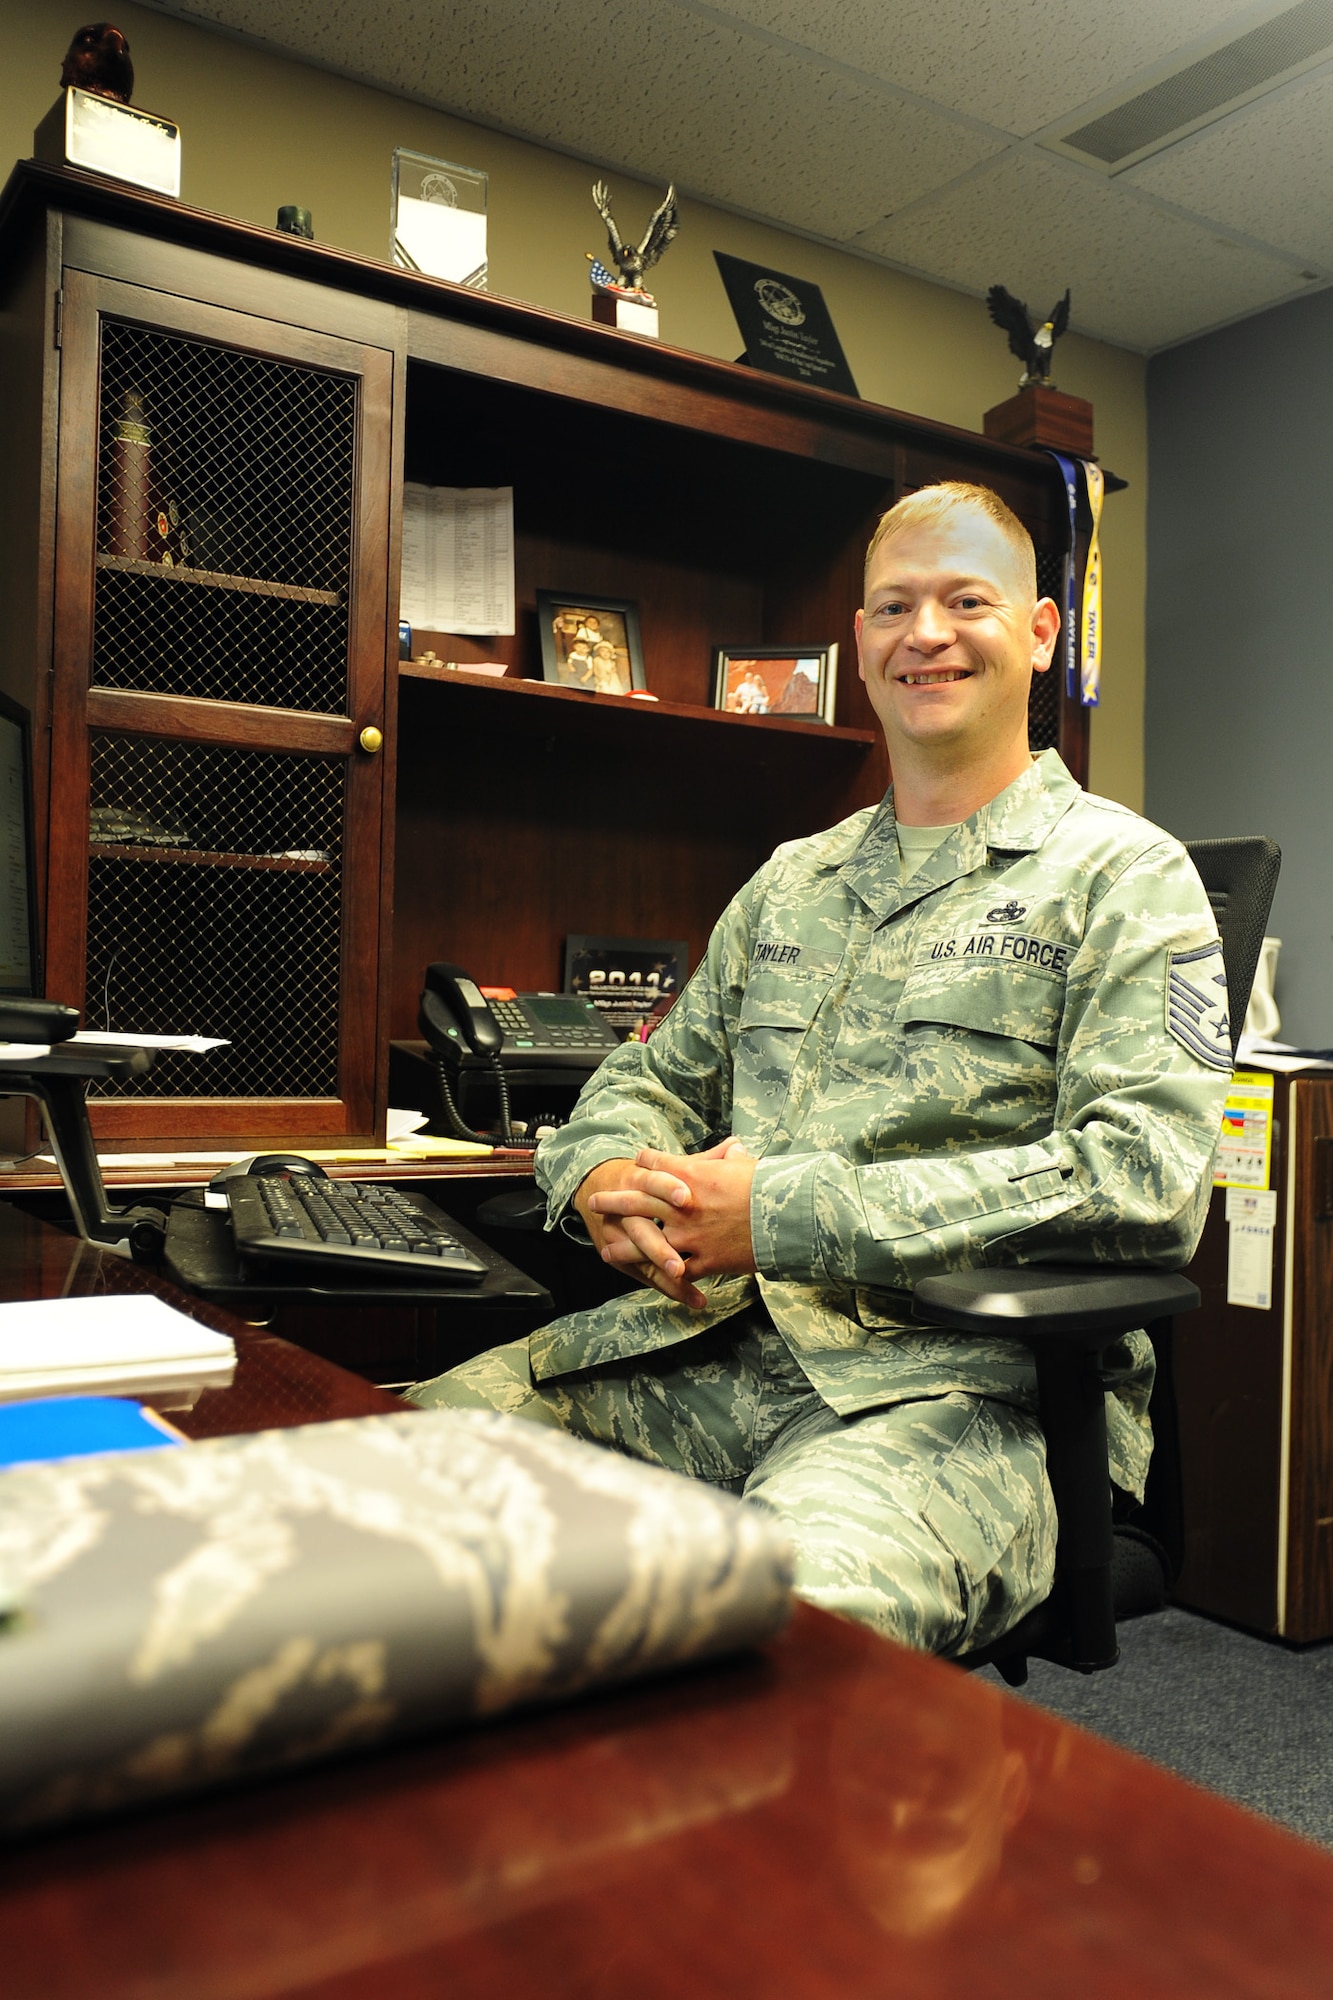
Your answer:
[419,962,518,1148]
[418,962,622,1149]
[420,963,504,1061]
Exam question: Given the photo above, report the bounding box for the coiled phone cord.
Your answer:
[430,1051,531,1151]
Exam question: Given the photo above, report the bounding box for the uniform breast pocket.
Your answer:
[896,960,1065,1050]
[881,961,1064,1150]
[734,968,836,1135]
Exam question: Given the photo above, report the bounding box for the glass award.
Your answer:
[391,149,487,290]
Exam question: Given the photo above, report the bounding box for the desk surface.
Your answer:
[0,1202,405,1433]
[5,1603,1333,1999]
[3,1208,1333,1998]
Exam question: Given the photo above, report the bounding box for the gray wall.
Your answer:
[1146,286,1333,1047]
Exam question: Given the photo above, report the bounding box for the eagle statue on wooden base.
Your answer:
[987,285,1071,389]
[589,181,679,301]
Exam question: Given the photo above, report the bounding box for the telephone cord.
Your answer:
[430,1052,517,1148]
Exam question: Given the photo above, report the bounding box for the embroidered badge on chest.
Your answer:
[1167,941,1231,1070]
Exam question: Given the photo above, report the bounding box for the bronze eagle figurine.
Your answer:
[60,22,134,104]
[987,285,1071,389]
[591,181,679,296]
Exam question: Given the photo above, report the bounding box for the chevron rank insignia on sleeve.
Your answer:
[1167,940,1232,1070]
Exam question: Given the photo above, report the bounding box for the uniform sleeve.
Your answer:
[534,878,758,1224]
[749,839,1232,1289]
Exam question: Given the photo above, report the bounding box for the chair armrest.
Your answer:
[914,1266,1200,1675]
[912,1266,1200,1350]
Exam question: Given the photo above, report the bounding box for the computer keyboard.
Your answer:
[225,1174,488,1284]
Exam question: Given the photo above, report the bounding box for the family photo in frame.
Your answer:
[538,592,645,694]
[711,643,837,724]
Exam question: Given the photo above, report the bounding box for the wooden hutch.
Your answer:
[0,159,1088,1148]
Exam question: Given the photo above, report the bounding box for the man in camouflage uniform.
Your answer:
[411,482,1231,1655]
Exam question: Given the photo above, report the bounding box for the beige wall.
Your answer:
[4,0,1147,805]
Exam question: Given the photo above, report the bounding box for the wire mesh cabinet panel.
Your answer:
[47,272,395,1141]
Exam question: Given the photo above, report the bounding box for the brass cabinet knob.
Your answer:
[358,725,384,754]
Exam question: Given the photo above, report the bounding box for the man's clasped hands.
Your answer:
[574,1140,758,1310]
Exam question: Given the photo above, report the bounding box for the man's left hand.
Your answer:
[587,1140,757,1283]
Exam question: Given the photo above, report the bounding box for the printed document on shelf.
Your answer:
[401,484,514,635]
[67,1032,229,1053]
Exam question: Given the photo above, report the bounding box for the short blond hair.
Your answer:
[863,482,1036,599]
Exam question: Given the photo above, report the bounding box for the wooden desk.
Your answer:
[0,1201,405,1433]
[4,1204,1333,1997]
[0,1161,559,1386]
[4,1603,1333,1999]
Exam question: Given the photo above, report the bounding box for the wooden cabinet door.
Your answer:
[48,271,394,1140]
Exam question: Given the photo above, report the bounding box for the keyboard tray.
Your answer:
[226,1175,488,1285]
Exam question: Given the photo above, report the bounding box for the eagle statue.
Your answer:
[60,21,134,103]
[986,285,1071,389]
[589,181,679,299]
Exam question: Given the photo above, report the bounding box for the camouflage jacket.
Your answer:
[535,752,1231,1494]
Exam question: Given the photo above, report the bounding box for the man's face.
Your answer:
[855,511,1057,765]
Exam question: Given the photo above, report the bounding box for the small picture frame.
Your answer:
[711,644,838,725]
[538,592,645,694]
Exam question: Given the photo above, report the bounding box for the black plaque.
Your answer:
[714,252,858,398]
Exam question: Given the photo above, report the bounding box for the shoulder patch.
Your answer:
[1167,941,1231,1071]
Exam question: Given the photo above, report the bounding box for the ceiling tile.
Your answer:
[1126,63,1333,266]
[160,0,1004,239]
[152,0,1333,346]
[705,0,1248,134]
[854,150,1309,348]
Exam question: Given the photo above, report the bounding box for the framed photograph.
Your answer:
[565,935,688,1035]
[538,592,645,694]
[711,644,838,725]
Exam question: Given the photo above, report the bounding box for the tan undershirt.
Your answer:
[896,820,961,881]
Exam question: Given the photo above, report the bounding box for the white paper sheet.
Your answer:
[401,484,514,635]
[68,1032,230,1053]
[0,1296,235,1402]
[1225,1188,1277,1310]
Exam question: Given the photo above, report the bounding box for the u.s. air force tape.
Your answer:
[1167,940,1231,1070]
[920,931,1073,977]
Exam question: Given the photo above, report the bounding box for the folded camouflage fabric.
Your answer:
[0,1408,792,1834]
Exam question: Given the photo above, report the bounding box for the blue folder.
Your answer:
[0,1395,182,1470]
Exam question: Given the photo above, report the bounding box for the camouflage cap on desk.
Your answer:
[0,1409,792,1834]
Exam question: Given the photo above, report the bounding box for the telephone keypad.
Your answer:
[491,998,618,1052]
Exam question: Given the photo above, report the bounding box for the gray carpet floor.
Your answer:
[989,1607,1333,1846]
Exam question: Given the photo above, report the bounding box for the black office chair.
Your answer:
[914,836,1282,1684]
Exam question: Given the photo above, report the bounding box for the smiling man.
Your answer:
[411,482,1231,1657]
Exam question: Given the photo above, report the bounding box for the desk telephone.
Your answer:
[418,963,621,1147]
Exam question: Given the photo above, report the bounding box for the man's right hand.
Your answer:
[573,1155,706,1309]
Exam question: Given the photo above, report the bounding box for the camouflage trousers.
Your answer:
[408,1312,1055,1657]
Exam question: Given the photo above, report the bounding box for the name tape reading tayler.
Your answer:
[752,940,804,967]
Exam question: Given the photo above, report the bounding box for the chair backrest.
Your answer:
[1185,837,1282,1058]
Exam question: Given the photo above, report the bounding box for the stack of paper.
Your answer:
[0,1296,235,1403]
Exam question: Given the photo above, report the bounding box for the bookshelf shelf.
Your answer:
[95,553,341,606]
[398,663,877,749]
